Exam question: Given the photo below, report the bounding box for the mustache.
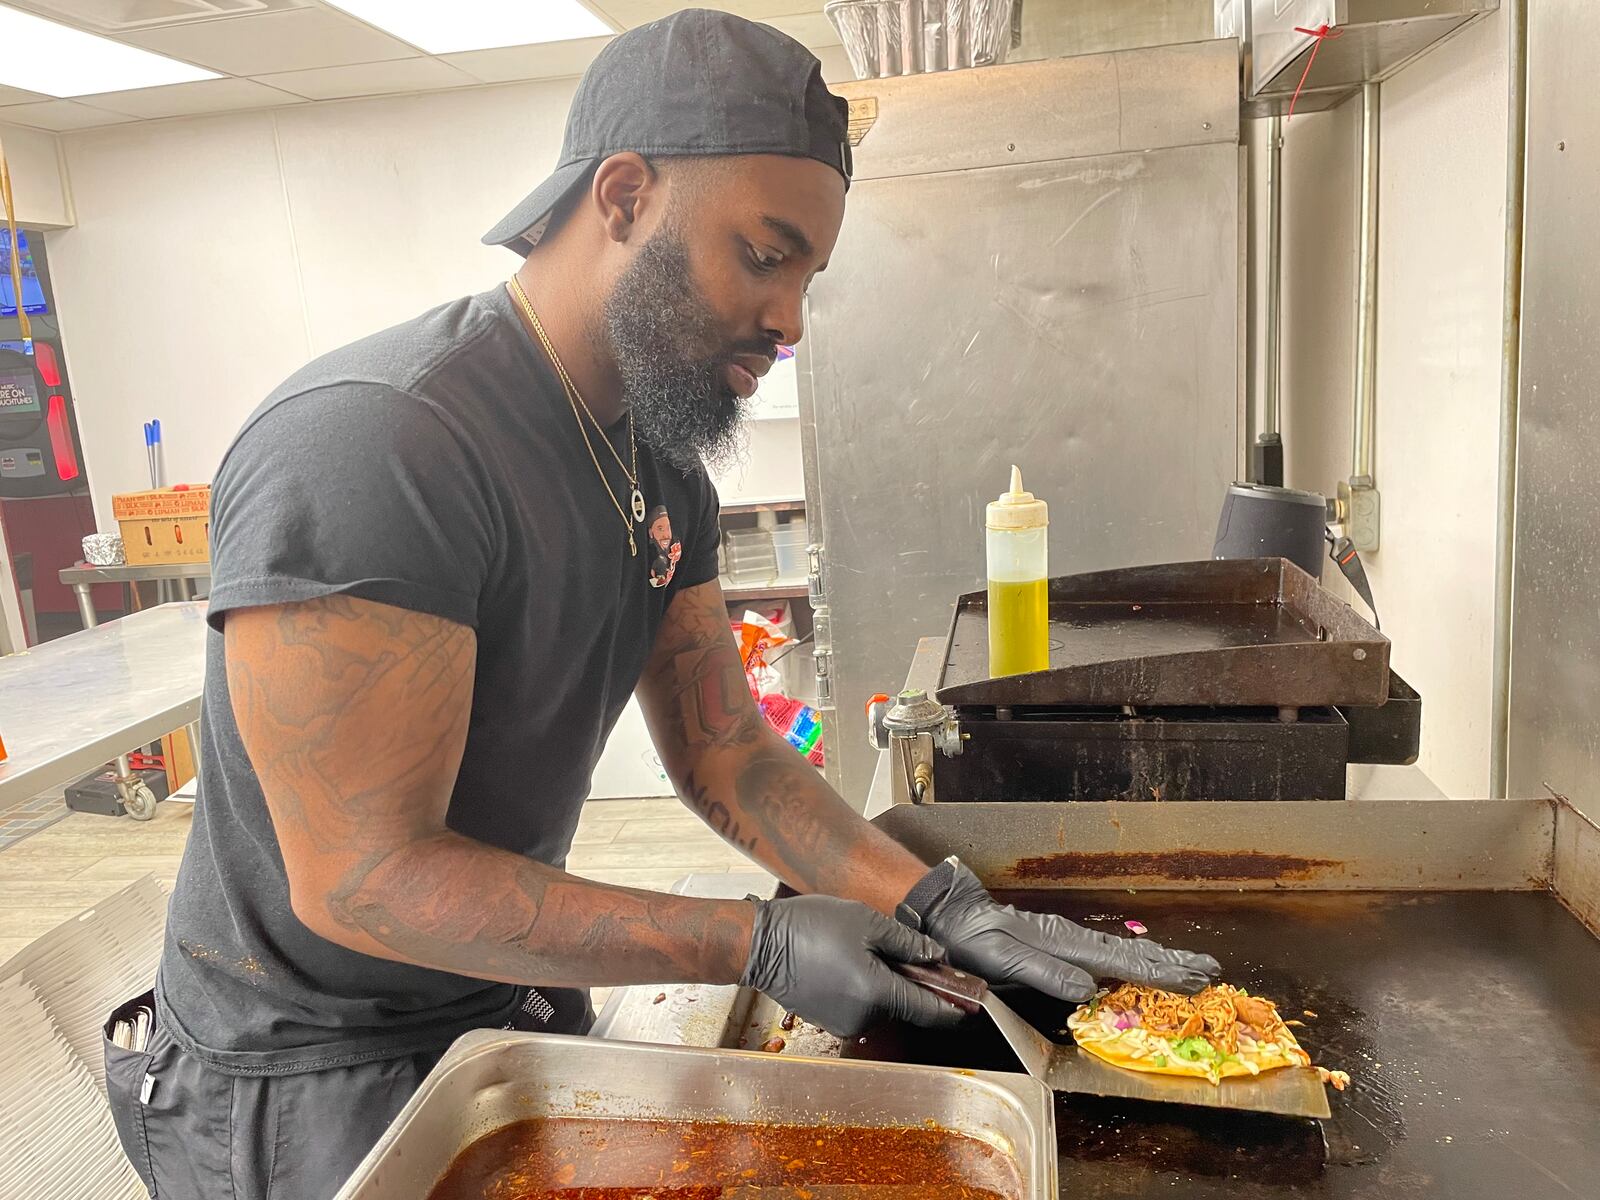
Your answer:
[727,340,778,365]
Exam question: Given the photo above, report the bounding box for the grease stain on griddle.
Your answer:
[1010,849,1343,882]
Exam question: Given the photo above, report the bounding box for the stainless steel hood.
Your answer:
[1220,0,1501,116]
[798,42,1242,803]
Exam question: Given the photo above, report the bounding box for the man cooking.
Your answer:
[106,11,1219,1199]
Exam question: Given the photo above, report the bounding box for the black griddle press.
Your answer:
[931,559,1420,802]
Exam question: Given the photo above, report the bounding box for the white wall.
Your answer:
[49,77,808,526]
[1275,12,1510,797]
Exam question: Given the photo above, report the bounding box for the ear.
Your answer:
[591,152,658,245]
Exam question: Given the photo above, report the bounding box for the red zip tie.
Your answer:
[1288,24,1342,120]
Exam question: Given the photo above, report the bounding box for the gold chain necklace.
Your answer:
[514,277,642,494]
[509,276,644,556]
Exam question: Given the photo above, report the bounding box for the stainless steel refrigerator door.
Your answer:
[799,46,1241,801]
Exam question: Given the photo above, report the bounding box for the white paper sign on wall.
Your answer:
[747,346,799,421]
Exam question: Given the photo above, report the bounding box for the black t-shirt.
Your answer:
[156,285,719,1072]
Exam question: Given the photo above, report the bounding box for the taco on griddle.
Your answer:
[1067,982,1316,1085]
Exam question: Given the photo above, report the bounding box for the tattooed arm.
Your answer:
[226,595,754,987]
[636,580,929,915]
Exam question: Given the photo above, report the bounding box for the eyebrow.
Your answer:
[761,214,815,260]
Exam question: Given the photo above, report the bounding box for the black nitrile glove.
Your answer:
[740,895,965,1036]
[898,858,1222,1002]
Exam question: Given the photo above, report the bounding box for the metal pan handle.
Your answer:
[892,961,987,1015]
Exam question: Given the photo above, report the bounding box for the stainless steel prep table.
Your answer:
[0,602,207,817]
[59,561,211,629]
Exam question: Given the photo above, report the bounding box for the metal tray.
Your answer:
[333,1030,1058,1200]
[937,559,1389,709]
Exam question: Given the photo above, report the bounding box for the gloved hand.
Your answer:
[897,859,1221,1002]
[740,894,966,1036]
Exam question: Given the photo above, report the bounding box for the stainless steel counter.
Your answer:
[58,562,210,629]
[0,603,207,810]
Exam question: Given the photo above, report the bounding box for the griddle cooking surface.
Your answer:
[845,891,1600,1199]
[1042,602,1317,661]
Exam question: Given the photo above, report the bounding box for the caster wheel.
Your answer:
[124,783,158,821]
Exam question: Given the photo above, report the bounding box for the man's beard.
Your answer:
[603,226,764,472]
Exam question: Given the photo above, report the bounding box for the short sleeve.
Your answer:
[205,384,497,631]
[669,468,722,595]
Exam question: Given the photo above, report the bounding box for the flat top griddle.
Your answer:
[846,890,1600,1200]
[938,560,1389,709]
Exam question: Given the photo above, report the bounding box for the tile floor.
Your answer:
[0,793,758,966]
[0,787,72,853]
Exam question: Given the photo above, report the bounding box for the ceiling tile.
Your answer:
[79,77,307,119]
[259,57,476,101]
[119,7,421,76]
[0,85,51,106]
[0,99,137,131]
[591,2,818,26]
[443,36,612,84]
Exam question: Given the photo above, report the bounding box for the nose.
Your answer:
[761,284,806,348]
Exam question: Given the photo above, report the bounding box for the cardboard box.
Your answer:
[162,725,196,793]
[111,485,211,566]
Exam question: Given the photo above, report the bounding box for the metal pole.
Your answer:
[74,582,98,630]
[1491,0,1528,799]
[1352,82,1381,484]
[1264,115,1285,437]
[185,719,203,787]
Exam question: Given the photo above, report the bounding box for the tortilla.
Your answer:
[1066,982,1313,1085]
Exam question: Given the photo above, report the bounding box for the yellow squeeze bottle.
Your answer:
[986,465,1050,677]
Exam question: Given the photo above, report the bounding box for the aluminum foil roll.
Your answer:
[82,533,126,566]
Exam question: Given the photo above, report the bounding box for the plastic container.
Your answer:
[724,528,778,585]
[985,465,1049,677]
[771,519,810,581]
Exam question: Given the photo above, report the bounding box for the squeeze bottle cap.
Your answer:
[986,465,1048,531]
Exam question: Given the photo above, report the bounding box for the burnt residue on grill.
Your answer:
[846,890,1600,1199]
[1009,849,1343,882]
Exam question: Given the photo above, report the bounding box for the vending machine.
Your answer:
[0,230,83,497]
[0,228,99,649]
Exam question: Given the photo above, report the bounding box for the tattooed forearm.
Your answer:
[328,833,753,986]
[638,582,930,914]
[681,775,759,854]
[226,595,754,988]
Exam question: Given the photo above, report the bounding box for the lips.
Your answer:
[725,357,771,400]
[722,362,755,399]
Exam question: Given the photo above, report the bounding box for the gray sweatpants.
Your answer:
[104,987,590,1200]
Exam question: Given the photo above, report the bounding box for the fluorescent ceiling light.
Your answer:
[326,0,612,54]
[0,4,219,97]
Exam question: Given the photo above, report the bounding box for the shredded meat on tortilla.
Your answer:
[1101,982,1294,1056]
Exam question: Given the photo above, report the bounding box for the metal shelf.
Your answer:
[720,578,810,603]
[718,498,805,517]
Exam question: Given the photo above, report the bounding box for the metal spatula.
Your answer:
[897,962,1331,1120]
